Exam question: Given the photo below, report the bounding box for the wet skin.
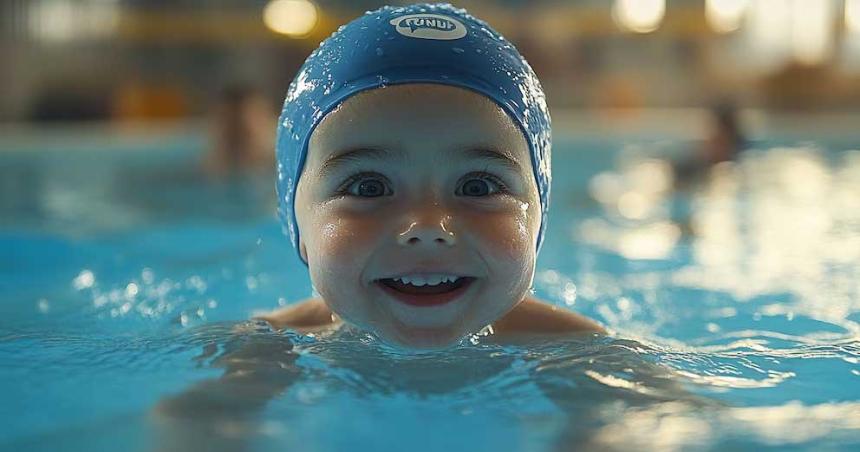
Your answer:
[263,83,603,348]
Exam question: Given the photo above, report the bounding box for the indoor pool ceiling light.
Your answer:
[612,0,666,34]
[788,0,835,65]
[847,0,860,34]
[263,0,318,38]
[28,0,119,43]
[743,0,836,68]
[706,0,751,33]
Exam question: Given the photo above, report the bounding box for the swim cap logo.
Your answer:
[389,14,467,40]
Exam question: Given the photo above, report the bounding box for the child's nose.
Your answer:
[397,211,457,247]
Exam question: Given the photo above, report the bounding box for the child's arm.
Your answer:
[254,298,339,332]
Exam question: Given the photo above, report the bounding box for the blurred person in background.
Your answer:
[674,102,747,186]
[110,83,278,222]
[204,84,277,176]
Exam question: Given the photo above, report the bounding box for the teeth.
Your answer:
[393,274,461,287]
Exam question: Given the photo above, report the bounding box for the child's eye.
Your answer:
[456,172,508,197]
[337,173,393,198]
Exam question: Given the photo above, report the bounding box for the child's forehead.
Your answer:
[308,84,529,157]
[340,83,493,107]
[344,84,510,123]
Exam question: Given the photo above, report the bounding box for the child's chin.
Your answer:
[380,325,465,351]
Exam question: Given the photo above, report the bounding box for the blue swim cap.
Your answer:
[277,3,551,264]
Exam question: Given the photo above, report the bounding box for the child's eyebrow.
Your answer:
[459,147,523,173]
[316,146,524,178]
[318,147,404,178]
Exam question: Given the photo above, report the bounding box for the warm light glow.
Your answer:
[749,0,790,47]
[745,0,792,69]
[844,0,860,70]
[263,0,318,37]
[789,0,835,65]
[706,0,751,33]
[612,0,666,33]
[28,0,119,42]
[29,0,77,42]
[627,159,673,193]
[745,0,835,66]
[617,191,652,220]
[672,146,860,326]
[588,172,625,204]
[617,222,680,260]
[846,0,860,34]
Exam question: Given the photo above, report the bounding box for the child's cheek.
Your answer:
[306,209,385,328]
[462,201,538,263]
[309,209,380,268]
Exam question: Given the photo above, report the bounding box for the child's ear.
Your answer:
[299,241,308,263]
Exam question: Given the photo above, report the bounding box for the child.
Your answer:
[259,3,604,349]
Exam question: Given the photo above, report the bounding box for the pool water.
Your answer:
[2,132,859,451]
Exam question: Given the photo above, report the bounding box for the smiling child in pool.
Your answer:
[258,3,604,349]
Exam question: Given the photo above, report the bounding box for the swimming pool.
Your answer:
[2,124,859,451]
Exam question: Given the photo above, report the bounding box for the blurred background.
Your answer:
[2,0,860,124]
[4,0,860,243]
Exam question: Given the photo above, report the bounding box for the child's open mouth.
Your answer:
[376,275,475,307]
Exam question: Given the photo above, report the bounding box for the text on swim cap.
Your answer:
[400,17,455,32]
[389,14,467,41]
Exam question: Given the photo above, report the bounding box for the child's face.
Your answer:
[295,84,541,349]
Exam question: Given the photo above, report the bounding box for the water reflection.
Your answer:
[152,322,716,451]
[675,147,860,337]
[581,144,860,340]
[146,321,860,451]
[583,400,860,451]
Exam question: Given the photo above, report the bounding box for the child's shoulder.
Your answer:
[491,296,606,336]
[255,298,339,333]
[257,296,604,337]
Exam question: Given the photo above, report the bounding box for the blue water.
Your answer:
[2,133,859,451]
